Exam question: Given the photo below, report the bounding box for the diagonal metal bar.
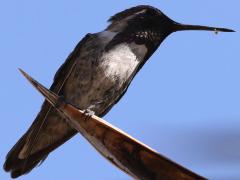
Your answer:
[19,68,206,180]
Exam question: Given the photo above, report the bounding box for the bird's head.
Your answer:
[106,5,234,51]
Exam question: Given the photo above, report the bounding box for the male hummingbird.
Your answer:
[4,5,234,178]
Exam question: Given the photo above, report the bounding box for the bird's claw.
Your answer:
[83,109,95,120]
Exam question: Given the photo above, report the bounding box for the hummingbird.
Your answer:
[4,5,234,178]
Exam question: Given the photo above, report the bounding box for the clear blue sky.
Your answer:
[0,1,238,179]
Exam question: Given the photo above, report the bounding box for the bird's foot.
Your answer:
[83,108,95,121]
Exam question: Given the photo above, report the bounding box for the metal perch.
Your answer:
[19,69,206,180]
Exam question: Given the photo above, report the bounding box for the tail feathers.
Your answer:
[3,130,76,178]
[4,133,27,173]
[3,131,48,178]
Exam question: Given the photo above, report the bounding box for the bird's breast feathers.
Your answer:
[63,31,148,110]
[100,43,140,85]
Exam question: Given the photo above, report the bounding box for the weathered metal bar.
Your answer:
[19,69,206,180]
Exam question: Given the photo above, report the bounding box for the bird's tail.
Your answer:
[3,103,76,178]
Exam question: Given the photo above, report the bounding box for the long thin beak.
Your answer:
[173,22,235,33]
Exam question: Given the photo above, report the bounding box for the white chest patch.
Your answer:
[100,44,139,85]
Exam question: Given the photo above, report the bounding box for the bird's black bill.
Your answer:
[173,23,235,33]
